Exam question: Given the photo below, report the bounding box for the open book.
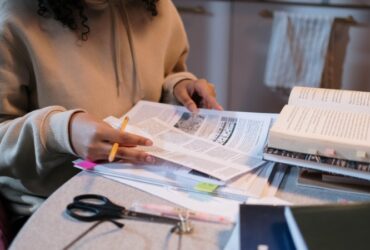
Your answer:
[264,86,370,180]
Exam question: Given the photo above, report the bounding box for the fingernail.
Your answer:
[146,156,155,163]
[190,106,199,113]
[145,140,153,146]
[187,103,197,113]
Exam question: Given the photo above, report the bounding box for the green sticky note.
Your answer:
[194,182,219,193]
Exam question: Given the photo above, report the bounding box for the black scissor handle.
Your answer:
[73,194,125,211]
[67,194,124,222]
[73,194,106,201]
[73,194,107,205]
[66,202,103,222]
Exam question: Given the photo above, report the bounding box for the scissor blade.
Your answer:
[123,210,180,225]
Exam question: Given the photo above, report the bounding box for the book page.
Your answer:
[288,86,370,112]
[271,105,370,144]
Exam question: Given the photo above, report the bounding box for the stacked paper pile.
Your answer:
[74,101,289,222]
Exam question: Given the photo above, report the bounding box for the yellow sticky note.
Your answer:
[194,182,219,193]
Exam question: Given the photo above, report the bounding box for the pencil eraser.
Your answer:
[356,151,367,159]
[76,160,97,170]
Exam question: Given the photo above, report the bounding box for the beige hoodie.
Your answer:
[0,0,196,215]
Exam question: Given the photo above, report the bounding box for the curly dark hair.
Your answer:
[37,0,159,41]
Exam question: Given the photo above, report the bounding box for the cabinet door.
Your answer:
[229,2,370,112]
[173,0,232,108]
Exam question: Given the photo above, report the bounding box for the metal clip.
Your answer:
[172,210,193,234]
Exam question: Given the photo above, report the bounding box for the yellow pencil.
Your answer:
[108,116,129,162]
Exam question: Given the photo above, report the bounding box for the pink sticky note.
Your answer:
[76,160,97,170]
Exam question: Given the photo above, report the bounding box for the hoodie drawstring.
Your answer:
[86,0,143,103]
[120,3,144,104]
[110,3,124,96]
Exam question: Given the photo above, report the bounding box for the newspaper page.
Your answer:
[124,101,271,158]
[131,118,265,181]
[107,117,265,181]
[105,101,272,181]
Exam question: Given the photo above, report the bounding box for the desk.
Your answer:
[10,167,370,249]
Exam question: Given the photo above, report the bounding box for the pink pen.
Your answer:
[131,203,233,224]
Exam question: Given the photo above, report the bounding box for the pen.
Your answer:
[108,116,129,162]
[130,202,233,224]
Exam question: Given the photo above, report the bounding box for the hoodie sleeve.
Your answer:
[161,0,198,104]
[0,23,82,195]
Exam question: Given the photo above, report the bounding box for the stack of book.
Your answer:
[264,86,370,186]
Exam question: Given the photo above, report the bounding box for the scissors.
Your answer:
[66,194,192,234]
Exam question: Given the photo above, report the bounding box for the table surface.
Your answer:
[10,167,370,250]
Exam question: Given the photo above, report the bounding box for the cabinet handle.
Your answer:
[176,6,207,15]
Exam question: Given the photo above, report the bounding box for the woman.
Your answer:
[0,0,222,236]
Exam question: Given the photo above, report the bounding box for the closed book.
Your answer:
[239,204,295,250]
[285,203,370,250]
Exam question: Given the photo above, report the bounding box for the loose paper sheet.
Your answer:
[105,101,272,181]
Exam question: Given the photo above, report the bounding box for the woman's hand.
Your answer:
[173,78,223,113]
[69,112,154,163]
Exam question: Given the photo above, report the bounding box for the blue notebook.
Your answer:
[239,204,295,250]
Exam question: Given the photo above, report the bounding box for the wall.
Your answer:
[174,0,370,112]
[174,0,232,108]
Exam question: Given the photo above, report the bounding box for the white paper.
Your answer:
[105,101,272,181]
[288,86,370,113]
[101,174,241,221]
[272,105,370,144]
[132,118,265,181]
[264,165,289,197]
[98,172,291,222]
[75,159,273,201]
[123,101,272,158]
[79,102,290,219]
